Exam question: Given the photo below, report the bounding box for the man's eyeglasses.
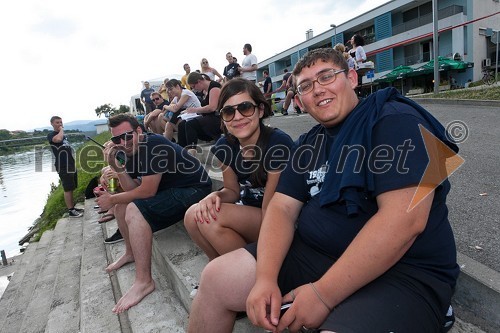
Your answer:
[202,61,208,64]
[152,97,161,101]
[220,101,258,122]
[296,69,346,95]
[111,130,135,144]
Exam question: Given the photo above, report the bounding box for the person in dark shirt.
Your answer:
[143,91,169,134]
[47,116,83,218]
[95,113,211,314]
[179,72,223,152]
[140,81,155,114]
[262,70,272,98]
[184,78,293,261]
[188,48,459,333]
[223,52,240,82]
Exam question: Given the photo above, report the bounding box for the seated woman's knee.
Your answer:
[183,204,198,232]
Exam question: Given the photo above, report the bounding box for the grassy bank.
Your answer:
[34,132,110,240]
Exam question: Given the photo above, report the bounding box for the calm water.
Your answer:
[0,149,60,258]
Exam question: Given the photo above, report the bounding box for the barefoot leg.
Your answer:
[111,203,155,312]
[105,253,134,273]
[112,280,155,314]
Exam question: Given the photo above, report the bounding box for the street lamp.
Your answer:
[330,24,337,44]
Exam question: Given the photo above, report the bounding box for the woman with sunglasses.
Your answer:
[200,58,223,82]
[184,78,294,261]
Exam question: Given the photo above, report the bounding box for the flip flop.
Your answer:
[97,209,109,214]
[98,213,115,223]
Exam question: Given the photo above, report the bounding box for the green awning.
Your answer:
[407,56,474,77]
[375,65,414,83]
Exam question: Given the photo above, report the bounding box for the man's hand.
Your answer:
[103,142,126,172]
[95,191,114,211]
[246,279,282,331]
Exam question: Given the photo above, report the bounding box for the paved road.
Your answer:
[266,101,500,273]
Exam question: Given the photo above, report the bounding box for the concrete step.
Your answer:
[151,223,261,333]
[0,236,40,327]
[0,229,54,332]
[45,215,84,333]
[79,200,122,333]
[19,217,73,333]
[103,217,188,332]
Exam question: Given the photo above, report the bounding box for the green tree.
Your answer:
[117,104,130,114]
[95,104,116,118]
[0,129,12,140]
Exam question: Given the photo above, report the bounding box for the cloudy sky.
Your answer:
[0,0,390,131]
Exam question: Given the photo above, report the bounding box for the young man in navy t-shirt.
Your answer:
[188,48,459,333]
[96,113,211,314]
[47,116,83,218]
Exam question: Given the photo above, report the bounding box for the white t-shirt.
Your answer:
[241,53,258,81]
[172,89,201,109]
[355,46,366,63]
[202,70,216,81]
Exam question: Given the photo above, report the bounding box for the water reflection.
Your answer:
[0,148,60,258]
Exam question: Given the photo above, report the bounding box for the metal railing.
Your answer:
[392,5,464,35]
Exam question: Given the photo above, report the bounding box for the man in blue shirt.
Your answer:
[188,48,459,333]
[140,81,155,114]
[47,116,83,218]
[96,114,211,314]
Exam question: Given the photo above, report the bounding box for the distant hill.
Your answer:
[34,119,107,132]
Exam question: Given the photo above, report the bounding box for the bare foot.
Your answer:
[112,280,155,313]
[105,253,134,273]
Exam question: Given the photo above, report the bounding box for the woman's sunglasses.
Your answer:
[111,130,135,144]
[220,101,258,122]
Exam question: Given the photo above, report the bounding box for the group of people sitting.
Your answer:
[140,47,254,156]
[142,73,223,156]
[95,47,459,333]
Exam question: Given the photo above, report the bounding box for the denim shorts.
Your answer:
[133,186,211,232]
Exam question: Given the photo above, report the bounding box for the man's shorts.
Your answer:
[245,234,452,332]
[133,186,211,232]
[59,171,78,192]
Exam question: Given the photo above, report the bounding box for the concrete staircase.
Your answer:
[0,144,496,333]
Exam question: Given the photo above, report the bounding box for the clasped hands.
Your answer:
[246,280,330,333]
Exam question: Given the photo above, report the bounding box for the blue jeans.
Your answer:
[133,186,211,232]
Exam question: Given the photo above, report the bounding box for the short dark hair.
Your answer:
[283,69,288,73]
[166,79,183,89]
[108,113,140,129]
[187,72,210,85]
[50,116,61,123]
[244,43,252,52]
[263,70,269,75]
[293,48,349,77]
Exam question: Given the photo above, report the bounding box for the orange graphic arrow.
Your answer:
[408,124,464,211]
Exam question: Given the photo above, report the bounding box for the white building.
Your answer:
[258,0,499,94]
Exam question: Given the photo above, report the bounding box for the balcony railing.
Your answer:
[393,52,431,67]
[392,5,464,35]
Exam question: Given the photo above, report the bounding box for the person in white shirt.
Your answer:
[239,43,258,82]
